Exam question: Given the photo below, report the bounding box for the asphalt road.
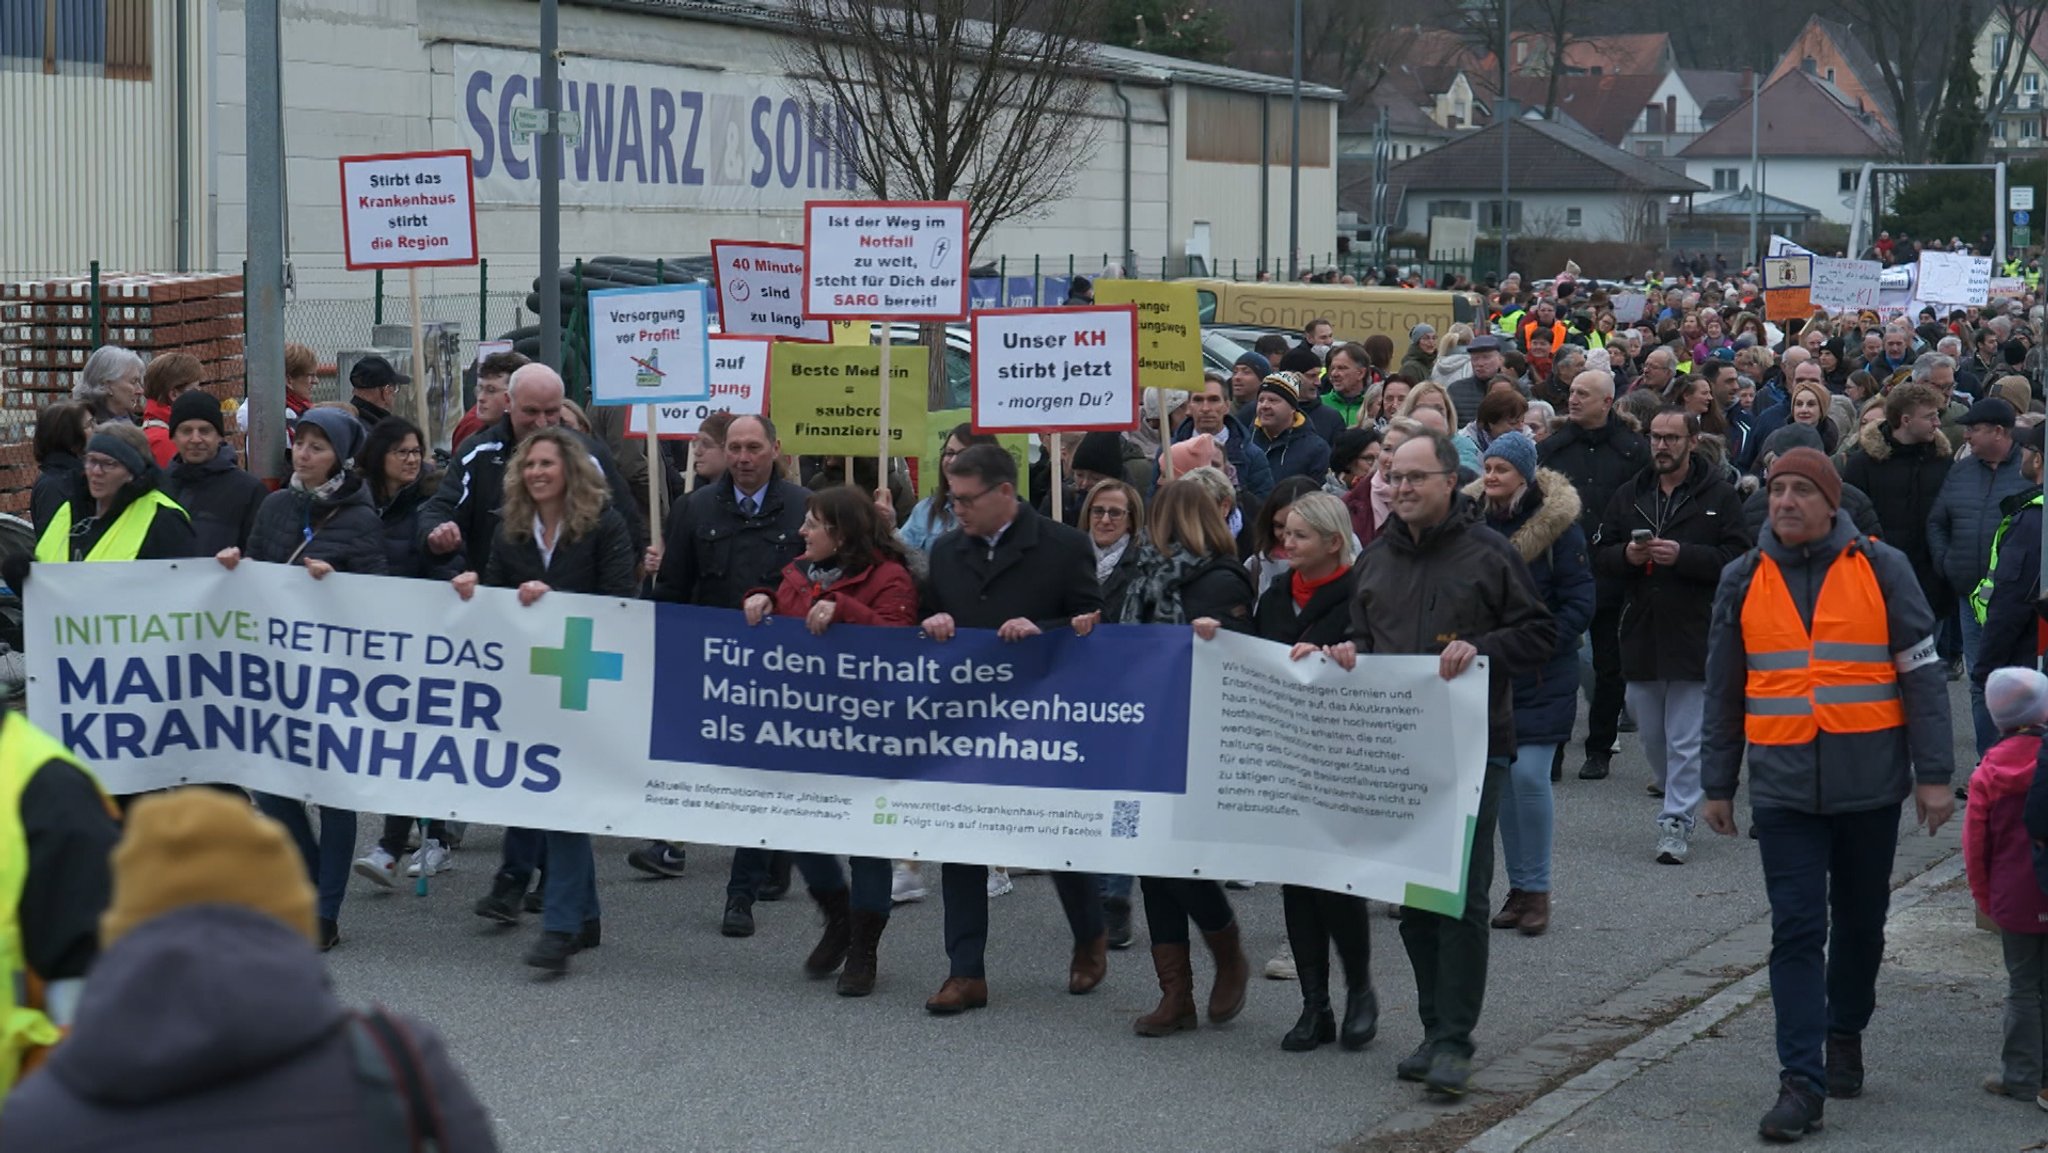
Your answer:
[322,683,1983,1153]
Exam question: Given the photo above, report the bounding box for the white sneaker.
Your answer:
[406,839,452,878]
[987,868,1015,897]
[1263,942,1298,980]
[353,847,398,888]
[1655,817,1689,865]
[891,863,926,904]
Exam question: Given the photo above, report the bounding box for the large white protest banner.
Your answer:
[1916,251,1993,307]
[29,562,1487,911]
[969,306,1140,434]
[1810,257,1883,311]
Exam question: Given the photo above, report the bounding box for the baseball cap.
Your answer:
[349,355,411,391]
[1963,397,2018,429]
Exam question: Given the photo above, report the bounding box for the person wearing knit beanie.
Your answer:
[1986,667,2048,733]
[295,406,366,465]
[1482,430,1537,487]
[84,429,150,481]
[1765,447,1842,512]
[168,389,225,438]
[101,789,318,948]
[1070,431,1126,486]
[1168,432,1222,478]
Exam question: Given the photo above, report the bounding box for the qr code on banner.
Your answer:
[1111,800,1141,839]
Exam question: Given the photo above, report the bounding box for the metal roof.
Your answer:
[1378,117,1706,194]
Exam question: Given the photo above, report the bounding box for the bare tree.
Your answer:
[775,0,1105,404]
[1984,0,2048,119]
[1828,0,1955,161]
[1219,0,1415,102]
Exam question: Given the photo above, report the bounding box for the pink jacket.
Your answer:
[1965,731,2048,934]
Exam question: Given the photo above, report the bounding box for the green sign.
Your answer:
[2017,226,2033,248]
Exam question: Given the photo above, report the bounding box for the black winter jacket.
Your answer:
[1837,420,1954,606]
[483,504,640,598]
[373,473,462,580]
[418,418,646,575]
[923,500,1102,630]
[1348,495,1556,759]
[1929,446,2032,601]
[1537,409,1650,540]
[1097,540,1145,615]
[653,475,808,608]
[163,444,267,555]
[1,906,498,1153]
[31,451,81,530]
[1594,455,1749,682]
[1110,549,1255,629]
[1974,494,2044,689]
[247,476,390,574]
[15,476,199,590]
[1252,562,1358,646]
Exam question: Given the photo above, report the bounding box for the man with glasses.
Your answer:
[451,350,528,449]
[1314,429,1553,1097]
[917,444,1107,1015]
[1593,408,1748,865]
[1173,371,1274,507]
[347,355,408,427]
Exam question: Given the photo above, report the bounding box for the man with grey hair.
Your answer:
[72,345,145,426]
[1534,346,1585,409]
[1935,336,1980,396]
[1912,353,1970,446]
[1638,347,1677,399]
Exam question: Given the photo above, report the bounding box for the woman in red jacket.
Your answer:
[741,485,919,997]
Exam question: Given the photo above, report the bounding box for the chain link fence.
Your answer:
[283,291,529,397]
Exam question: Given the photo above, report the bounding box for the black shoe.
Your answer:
[522,885,544,915]
[1396,1041,1434,1082]
[474,874,523,925]
[525,930,577,974]
[1550,745,1564,783]
[1617,714,1638,734]
[758,853,793,901]
[1339,985,1379,1051]
[1578,753,1611,781]
[722,896,756,937]
[627,841,687,878]
[1104,897,1134,950]
[1955,782,1970,801]
[577,918,602,949]
[1758,1076,1824,1142]
[1423,1049,1471,1098]
[317,918,340,952]
[1825,1032,1864,1098]
[1946,655,1965,681]
[1281,1005,1336,1051]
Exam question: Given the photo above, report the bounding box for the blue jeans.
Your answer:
[793,853,892,915]
[1962,597,1998,757]
[499,826,546,886]
[1099,873,1134,902]
[1752,803,1901,1094]
[252,795,355,924]
[540,831,599,934]
[1502,742,1557,892]
[940,864,1103,979]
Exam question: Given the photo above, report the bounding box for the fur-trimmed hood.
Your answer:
[1856,418,1952,463]
[1461,467,1582,563]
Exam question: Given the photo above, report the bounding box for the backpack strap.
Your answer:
[347,1008,448,1152]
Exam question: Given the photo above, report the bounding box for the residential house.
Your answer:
[1625,69,1749,158]
[1973,9,2048,153]
[1676,68,1892,227]
[1767,15,1897,131]
[1356,117,1704,245]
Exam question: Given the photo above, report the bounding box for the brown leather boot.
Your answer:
[803,888,852,977]
[924,976,988,1014]
[1489,889,1527,930]
[1133,944,1199,1036]
[1517,891,1551,937]
[1203,920,1251,1024]
[837,910,886,997]
[1069,932,1108,994]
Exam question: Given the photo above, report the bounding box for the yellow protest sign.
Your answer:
[924,407,1030,499]
[1094,280,1202,391]
[831,320,866,345]
[770,343,930,457]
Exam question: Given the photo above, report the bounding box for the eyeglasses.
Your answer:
[1088,506,1128,521]
[951,484,997,510]
[393,448,425,459]
[1648,433,1692,445]
[1386,469,1451,489]
[82,455,126,474]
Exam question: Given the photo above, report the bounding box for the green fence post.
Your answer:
[89,260,102,348]
[478,258,489,343]
[374,269,384,326]
[1034,255,1042,303]
[999,256,1008,306]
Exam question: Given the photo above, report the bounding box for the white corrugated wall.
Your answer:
[0,1,209,279]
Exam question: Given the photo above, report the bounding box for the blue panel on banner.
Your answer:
[649,606,1190,793]
[1005,277,1041,307]
[969,278,1003,310]
[1041,277,1073,306]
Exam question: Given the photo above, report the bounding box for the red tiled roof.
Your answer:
[1677,68,1891,158]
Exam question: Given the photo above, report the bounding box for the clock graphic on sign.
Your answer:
[729,279,752,302]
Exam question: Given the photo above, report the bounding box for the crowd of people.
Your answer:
[9,261,2048,1143]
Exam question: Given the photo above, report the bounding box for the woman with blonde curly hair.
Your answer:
[453,425,639,975]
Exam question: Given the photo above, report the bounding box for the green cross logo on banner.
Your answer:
[531,617,624,710]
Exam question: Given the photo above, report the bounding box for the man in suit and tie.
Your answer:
[917,444,1109,1013]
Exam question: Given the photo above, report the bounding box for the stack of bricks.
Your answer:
[0,272,246,515]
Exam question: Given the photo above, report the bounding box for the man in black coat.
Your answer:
[1972,422,2046,721]
[417,364,645,575]
[651,413,809,930]
[159,391,265,555]
[1594,408,1749,867]
[1537,369,1649,780]
[916,444,1107,1015]
[1838,382,1956,666]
